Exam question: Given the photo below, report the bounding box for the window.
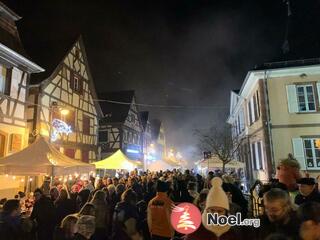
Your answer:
[70,72,83,94]
[251,143,257,169]
[296,85,316,112]
[247,91,261,126]
[65,148,75,159]
[99,130,108,142]
[83,115,90,135]
[303,138,320,169]
[82,150,89,163]
[74,76,79,90]
[251,141,264,170]
[248,99,253,125]
[0,65,6,93]
[8,134,22,153]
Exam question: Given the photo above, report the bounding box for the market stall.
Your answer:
[94,150,138,171]
[0,137,95,176]
[0,137,95,198]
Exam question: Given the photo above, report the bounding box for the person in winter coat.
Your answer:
[55,189,76,225]
[185,177,243,240]
[0,199,23,240]
[193,189,209,212]
[31,188,56,240]
[76,189,90,211]
[297,201,320,240]
[294,178,320,205]
[78,203,95,217]
[275,154,302,191]
[53,214,78,240]
[74,215,95,240]
[254,188,301,240]
[90,190,110,240]
[112,189,141,240]
[147,180,174,240]
[187,182,199,202]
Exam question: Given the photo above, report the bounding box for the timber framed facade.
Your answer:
[0,1,43,158]
[27,36,102,162]
[99,91,143,161]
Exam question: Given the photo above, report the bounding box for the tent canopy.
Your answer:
[0,137,95,176]
[94,150,138,170]
[147,160,175,171]
[198,156,244,169]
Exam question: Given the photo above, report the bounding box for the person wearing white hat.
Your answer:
[185,177,242,240]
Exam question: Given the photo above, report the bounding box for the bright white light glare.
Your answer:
[29,178,33,182]
[60,109,69,116]
[127,149,139,154]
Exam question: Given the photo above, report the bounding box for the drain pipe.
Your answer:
[263,70,275,178]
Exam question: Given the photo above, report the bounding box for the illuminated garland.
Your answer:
[51,119,72,141]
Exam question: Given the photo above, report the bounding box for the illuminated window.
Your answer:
[303,138,320,169]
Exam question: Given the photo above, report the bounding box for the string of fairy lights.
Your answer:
[0,92,228,111]
[3,172,95,184]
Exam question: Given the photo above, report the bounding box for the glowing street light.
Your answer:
[60,108,70,116]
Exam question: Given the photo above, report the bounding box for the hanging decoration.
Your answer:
[51,119,72,142]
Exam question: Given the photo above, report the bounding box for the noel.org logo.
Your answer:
[171,202,260,235]
[170,203,202,234]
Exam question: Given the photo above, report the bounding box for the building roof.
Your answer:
[254,58,320,71]
[27,33,79,84]
[99,90,135,123]
[0,1,21,21]
[138,111,149,131]
[0,1,39,66]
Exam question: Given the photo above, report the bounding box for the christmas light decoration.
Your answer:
[51,119,72,142]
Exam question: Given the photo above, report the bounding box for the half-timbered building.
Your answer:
[27,36,102,162]
[0,2,43,158]
[0,1,43,198]
[139,111,152,169]
[99,91,143,161]
[150,119,167,161]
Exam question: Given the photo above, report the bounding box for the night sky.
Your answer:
[5,0,320,161]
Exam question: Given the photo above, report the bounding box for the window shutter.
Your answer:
[79,78,84,95]
[292,138,306,170]
[286,85,298,113]
[317,82,320,105]
[256,91,260,118]
[4,67,12,96]
[250,97,255,123]
[247,101,251,125]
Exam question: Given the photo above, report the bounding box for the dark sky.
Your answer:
[5,0,320,160]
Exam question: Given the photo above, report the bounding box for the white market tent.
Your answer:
[198,155,245,169]
[0,137,95,176]
[94,150,138,170]
[147,160,175,171]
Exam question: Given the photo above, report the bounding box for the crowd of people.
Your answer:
[0,154,320,240]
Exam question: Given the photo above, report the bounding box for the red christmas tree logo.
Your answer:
[171,203,201,234]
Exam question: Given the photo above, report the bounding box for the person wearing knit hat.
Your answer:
[201,177,231,236]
